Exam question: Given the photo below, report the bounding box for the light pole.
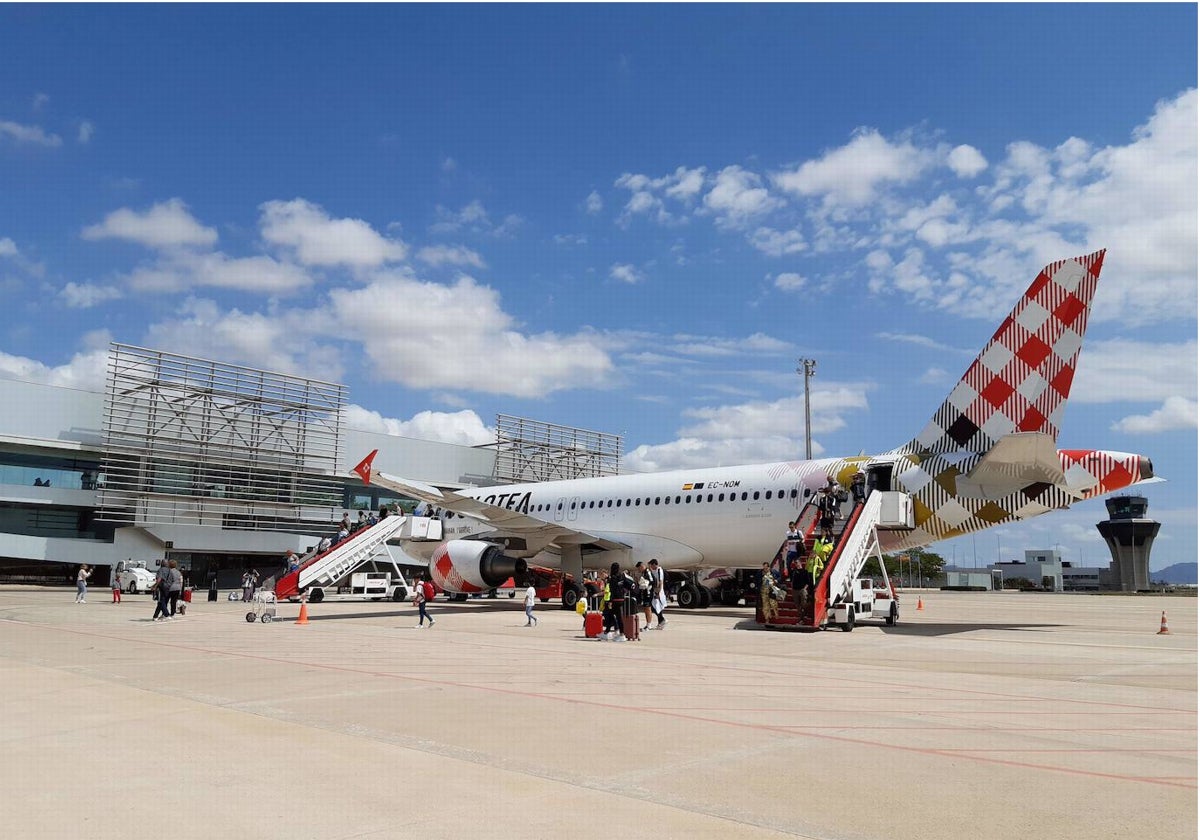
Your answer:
[798,358,816,460]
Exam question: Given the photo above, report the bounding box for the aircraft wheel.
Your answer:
[677,582,700,609]
[561,586,580,610]
[697,586,712,608]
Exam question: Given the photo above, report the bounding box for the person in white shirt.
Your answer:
[523,584,538,627]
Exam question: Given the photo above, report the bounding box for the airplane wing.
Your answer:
[351,450,629,552]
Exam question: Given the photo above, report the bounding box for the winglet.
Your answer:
[352,450,378,485]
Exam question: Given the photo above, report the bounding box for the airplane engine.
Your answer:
[430,539,528,594]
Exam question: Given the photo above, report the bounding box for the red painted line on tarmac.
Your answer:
[3,617,1195,790]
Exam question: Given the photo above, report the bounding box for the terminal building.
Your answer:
[0,344,619,589]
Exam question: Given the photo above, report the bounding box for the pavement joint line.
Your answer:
[1,616,1194,789]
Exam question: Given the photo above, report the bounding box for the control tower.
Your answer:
[1095,495,1160,592]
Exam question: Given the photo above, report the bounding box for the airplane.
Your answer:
[352,250,1155,608]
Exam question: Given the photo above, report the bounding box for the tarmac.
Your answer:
[0,585,1194,840]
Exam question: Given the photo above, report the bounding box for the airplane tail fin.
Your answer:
[353,449,378,485]
[904,250,1106,455]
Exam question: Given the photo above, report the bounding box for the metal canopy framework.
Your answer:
[98,344,346,532]
[491,414,622,483]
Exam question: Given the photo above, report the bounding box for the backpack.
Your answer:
[422,581,435,602]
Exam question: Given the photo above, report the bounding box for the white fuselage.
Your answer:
[440,458,843,569]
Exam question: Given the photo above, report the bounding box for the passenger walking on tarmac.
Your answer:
[110,566,121,605]
[523,582,538,627]
[74,564,91,603]
[759,562,780,623]
[648,558,667,629]
[167,560,183,617]
[414,574,436,628]
[150,559,172,621]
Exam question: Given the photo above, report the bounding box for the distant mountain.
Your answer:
[1151,563,1197,585]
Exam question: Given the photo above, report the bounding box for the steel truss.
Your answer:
[491,413,622,483]
[98,344,346,532]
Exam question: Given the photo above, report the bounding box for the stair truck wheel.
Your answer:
[841,605,856,632]
[677,582,700,609]
[562,585,580,610]
[697,585,712,608]
[308,588,325,604]
[392,587,408,602]
[886,601,899,626]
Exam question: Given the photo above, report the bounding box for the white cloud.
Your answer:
[1111,396,1197,434]
[143,298,343,380]
[0,238,17,257]
[609,263,644,284]
[260,198,407,267]
[1073,339,1197,404]
[343,405,495,446]
[622,384,871,472]
[946,144,988,178]
[125,251,313,294]
[749,227,806,257]
[327,272,615,398]
[430,200,522,237]
[59,282,123,308]
[773,272,806,291]
[614,166,706,226]
[585,190,603,214]
[82,199,218,249]
[0,349,108,391]
[416,244,486,269]
[671,332,792,358]
[77,120,94,144]
[772,128,929,206]
[32,93,49,111]
[0,119,62,147]
[702,165,783,227]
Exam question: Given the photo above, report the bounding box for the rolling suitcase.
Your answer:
[621,600,640,641]
[584,610,603,638]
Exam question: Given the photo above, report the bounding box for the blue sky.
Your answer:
[1,5,1195,571]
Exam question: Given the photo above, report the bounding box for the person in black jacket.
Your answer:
[605,562,633,640]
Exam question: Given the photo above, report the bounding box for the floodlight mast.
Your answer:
[798,358,817,460]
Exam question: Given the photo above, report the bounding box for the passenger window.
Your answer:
[790,489,798,499]
[655,497,661,505]
[635,498,640,506]
[685,495,691,504]
[707,494,713,502]
[675,496,681,504]
[753,491,760,500]
[616,499,622,507]
[765,491,772,500]
[741,492,747,501]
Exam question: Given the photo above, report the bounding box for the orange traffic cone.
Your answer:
[297,602,309,625]
[916,597,924,611]
[1157,611,1170,635]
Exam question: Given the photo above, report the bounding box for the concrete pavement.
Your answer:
[0,587,1194,839]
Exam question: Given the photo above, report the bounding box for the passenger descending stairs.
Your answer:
[275,514,410,599]
[763,490,887,630]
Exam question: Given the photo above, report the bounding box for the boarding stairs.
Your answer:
[761,490,902,630]
[274,514,410,599]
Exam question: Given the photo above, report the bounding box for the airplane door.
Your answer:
[567,496,580,522]
[554,497,566,522]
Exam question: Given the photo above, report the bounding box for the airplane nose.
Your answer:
[1138,456,1154,480]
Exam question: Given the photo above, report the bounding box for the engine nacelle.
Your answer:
[430,540,528,594]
